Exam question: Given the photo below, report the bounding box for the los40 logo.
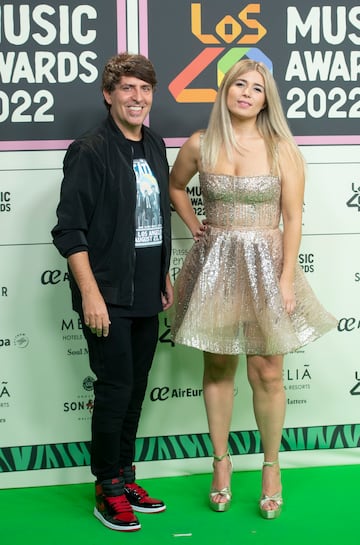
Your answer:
[169,3,272,104]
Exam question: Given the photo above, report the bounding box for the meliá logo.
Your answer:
[284,364,311,392]
[61,317,84,341]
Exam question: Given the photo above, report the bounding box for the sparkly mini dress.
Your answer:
[171,171,337,355]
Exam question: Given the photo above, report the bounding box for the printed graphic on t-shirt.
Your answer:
[133,158,163,247]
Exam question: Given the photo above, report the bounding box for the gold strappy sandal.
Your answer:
[259,460,283,519]
[209,452,233,512]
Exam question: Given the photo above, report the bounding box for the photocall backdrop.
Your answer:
[0,0,359,488]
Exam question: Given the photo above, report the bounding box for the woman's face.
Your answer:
[226,69,266,120]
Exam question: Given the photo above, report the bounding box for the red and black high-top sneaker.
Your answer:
[94,477,141,531]
[121,465,166,513]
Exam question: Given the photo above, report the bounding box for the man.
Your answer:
[52,52,173,532]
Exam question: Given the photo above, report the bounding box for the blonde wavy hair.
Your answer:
[202,59,305,176]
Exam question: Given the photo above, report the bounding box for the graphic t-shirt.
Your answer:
[109,139,163,318]
[134,157,162,248]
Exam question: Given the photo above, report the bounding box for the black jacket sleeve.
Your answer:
[52,138,104,258]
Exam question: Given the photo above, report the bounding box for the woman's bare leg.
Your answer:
[247,354,285,511]
[203,351,238,504]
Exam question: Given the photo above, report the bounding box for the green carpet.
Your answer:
[1,464,358,544]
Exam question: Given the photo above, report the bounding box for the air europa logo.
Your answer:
[169,3,272,104]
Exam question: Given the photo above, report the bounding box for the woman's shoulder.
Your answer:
[275,135,303,158]
[181,129,205,156]
[276,137,305,178]
[188,129,205,145]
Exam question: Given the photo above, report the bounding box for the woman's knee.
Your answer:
[247,355,284,389]
[203,352,238,381]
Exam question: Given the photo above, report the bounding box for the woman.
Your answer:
[169,59,337,519]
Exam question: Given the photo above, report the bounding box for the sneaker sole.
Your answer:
[131,504,166,514]
[93,507,141,531]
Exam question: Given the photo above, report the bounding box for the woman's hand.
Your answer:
[161,273,174,311]
[279,276,296,314]
[192,219,208,242]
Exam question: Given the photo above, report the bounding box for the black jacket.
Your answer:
[52,114,171,311]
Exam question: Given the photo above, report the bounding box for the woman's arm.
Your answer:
[170,131,206,241]
[161,272,174,311]
[279,140,305,314]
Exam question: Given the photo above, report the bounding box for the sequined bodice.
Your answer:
[199,172,281,229]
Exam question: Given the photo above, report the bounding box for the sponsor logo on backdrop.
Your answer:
[61,317,86,359]
[0,333,29,348]
[0,191,11,212]
[150,2,273,138]
[346,182,360,212]
[284,363,311,406]
[0,380,10,422]
[63,397,93,417]
[299,253,315,273]
[61,316,84,341]
[169,3,272,105]
[149,386,203,402]
[149,385,238,402]
[159,317,174,347]
[0,381,10,400]
[83,376,94,391]
[63,377,94,420]
[350,371,360,395]
[14,333,29,348]
[41,269,69,285]
[337,317,360,332]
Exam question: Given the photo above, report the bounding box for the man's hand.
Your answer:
[83,291,111,337]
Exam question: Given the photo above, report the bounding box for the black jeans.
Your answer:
[81,314,159,481]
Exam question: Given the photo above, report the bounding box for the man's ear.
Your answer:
[103,89,112,107]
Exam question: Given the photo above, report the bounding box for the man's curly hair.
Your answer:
[102,52,157,109]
